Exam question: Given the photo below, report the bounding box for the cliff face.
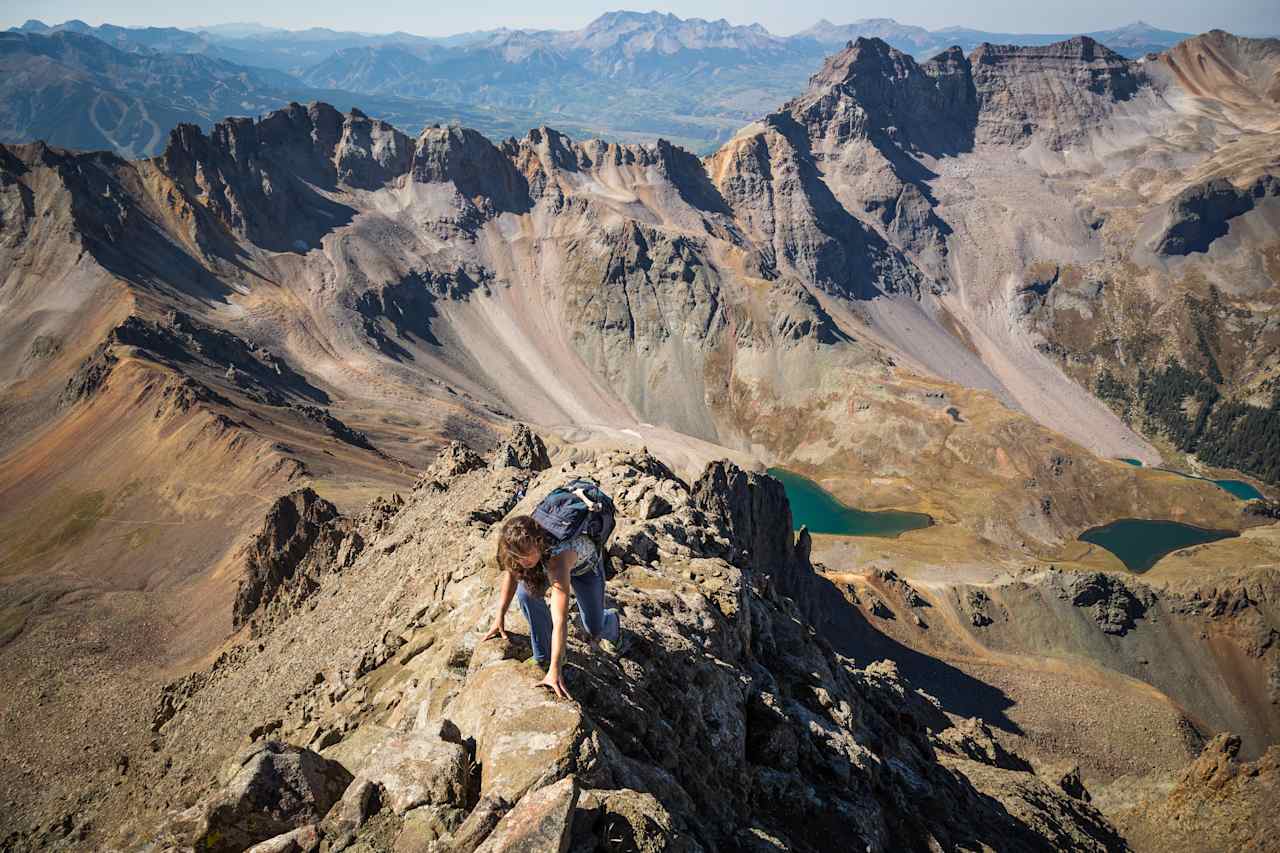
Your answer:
[746,33,1143,156]
[789,38,977,155]
[159,102,415,250]
[35,435,1125,853]
[970,37,1142,148]
[719,35,1147,283]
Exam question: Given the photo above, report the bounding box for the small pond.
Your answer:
[1158,468,1266,501]
[1191,477,1264,502]
[1078,518,1239,573]
[1115,459,1265,501]
[768,468,933,538]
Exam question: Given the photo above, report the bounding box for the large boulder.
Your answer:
[489,423,551,472]
[244,824,320,853]
[443,661,605,802]
[162,742,352,853]
[350,730,471,815]
[571,788,705,852]
[473,776,579,853]
[434,792,511,853]
[393,802,468,852]
[318,777,379,845]
[424,441,488,481]
[233,489,341,628]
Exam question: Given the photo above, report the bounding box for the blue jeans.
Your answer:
[517,563,620,664]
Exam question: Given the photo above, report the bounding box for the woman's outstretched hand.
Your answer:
[539,669,572,700]
[481,621,508,642]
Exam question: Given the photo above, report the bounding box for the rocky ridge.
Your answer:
[13,430,1138,852]
[1097,732,1280,852]
[8,33,1276,478]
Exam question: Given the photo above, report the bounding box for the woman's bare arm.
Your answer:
[543,551,574,698]
[482,569,517,640]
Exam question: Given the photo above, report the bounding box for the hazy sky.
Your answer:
[4,0,1278,37]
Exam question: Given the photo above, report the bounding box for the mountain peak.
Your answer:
[788,25,1149,157]
[586,9,679,26]
[811,35,911,85]
[970,33,1127,64]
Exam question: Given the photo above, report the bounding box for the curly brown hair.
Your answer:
[497,515,549,592]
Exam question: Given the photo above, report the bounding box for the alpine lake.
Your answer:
[1081,459,1263,572]
[1115,458,1264,501]
[768,463,1262,573]
[767,468,933,538]
[1078,519,1238,573]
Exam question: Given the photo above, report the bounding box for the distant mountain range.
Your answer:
[12,13,1197,67]
[2,13,1206,155]
[794,18,1195,57]
[0,30,608,159]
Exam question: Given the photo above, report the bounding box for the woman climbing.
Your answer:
[483,480,628,699]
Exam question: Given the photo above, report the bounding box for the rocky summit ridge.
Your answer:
[50,428,1136,852]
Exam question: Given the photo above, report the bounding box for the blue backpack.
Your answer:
[532,478,617,552]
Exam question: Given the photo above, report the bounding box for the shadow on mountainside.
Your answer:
[18,144,243,306]
[654,139,737,218]
[806,573,1025,735]
[767,112,927,299]
[351,268,484,359]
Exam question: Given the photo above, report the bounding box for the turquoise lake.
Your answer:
[768,468,933,538]
[1158,468,1266,501]
[1079,519,1238,573]
[1115,459,1265,501]
[1213,480,1265,500]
